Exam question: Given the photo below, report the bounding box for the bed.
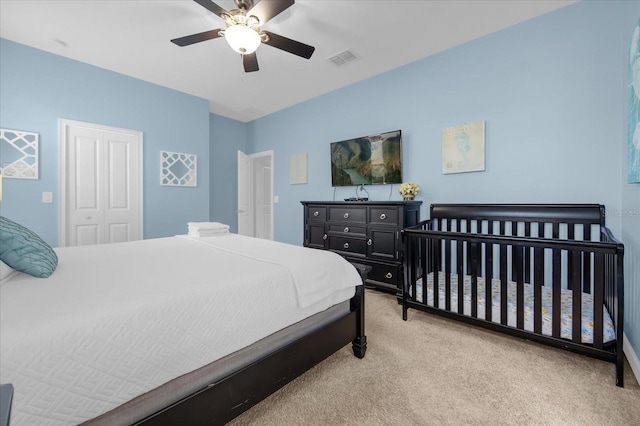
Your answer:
[401,204,624,387]
[0,218,367,425]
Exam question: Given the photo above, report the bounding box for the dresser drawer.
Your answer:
[369,207,400,226]
[328,224,366,236]
[328,235,366,256]
[328,206,366,223]
[306,206,326,221]
[350,259,400,287]
[368,262,401,287]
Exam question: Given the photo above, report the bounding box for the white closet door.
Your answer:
[60,120,142,246]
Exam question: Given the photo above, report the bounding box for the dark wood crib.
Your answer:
[402,204,625,386]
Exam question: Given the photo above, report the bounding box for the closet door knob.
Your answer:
[343,242,350,249]
[380,213,387,220]
[386,272,393,279]
[344,212,350,218]
[313,211,319,217]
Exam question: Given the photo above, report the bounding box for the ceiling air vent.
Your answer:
[327,49,358,66]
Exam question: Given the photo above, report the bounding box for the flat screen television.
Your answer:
[330,130,402,187]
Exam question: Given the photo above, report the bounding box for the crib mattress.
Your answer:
[414,273,616,344]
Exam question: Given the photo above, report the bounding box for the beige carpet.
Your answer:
[229,289,640,425]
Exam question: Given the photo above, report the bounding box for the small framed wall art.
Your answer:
[289,153,308,184]
[160,150,197,187]
[442,121,485,175]
[1,128,39,179]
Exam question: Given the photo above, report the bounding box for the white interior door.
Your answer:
[60,120,143,246]
[237,150,253,237]
[254,157,273,240]
[237,150,273,239]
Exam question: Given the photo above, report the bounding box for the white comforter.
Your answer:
[0,234,360,425]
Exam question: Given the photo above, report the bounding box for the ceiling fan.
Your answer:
[171,0,315,73]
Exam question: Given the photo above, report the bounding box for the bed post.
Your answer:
[350,263,370,359]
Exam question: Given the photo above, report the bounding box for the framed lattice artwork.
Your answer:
[1,128,39,179]
[160,150,197,187]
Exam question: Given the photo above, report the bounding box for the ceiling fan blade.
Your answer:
[243,53,259,72]
[193,0,229,19]
[171,29,224,47]
[262,31,315,59]
[247,0,294,25]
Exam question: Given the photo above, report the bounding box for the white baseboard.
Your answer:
[623,333,640,384]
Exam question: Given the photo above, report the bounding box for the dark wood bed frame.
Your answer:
[135,264,368,425]
[402,204,625,387]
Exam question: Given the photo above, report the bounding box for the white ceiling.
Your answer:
[0,0,575,122]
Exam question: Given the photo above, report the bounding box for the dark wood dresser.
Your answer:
[301,201,421,295]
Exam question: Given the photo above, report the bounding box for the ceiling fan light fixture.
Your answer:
[225,24,261,54]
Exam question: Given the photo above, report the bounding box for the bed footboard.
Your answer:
[402,204,624,387]
[137,270,367,425]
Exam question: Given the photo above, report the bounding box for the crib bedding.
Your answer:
[414,273,616,344]
[0,234,361,425]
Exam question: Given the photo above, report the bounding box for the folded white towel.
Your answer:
[188,228,229,237]
[187,222,230,231]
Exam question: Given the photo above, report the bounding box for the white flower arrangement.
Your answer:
[399,182,420,198]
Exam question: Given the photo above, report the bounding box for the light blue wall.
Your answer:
[237,1,640,371]
[249,1,632,245]
[210,113,248,232]
[0,39,211,245]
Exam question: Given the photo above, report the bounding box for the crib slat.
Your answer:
[500,243,508,326]
[433,239,440,308]
[445,239,451,311]
[567,226,575,291]
[457,238,464,315]
[470,242,479,318]
[524,222,531,282]
[485,242,493,322]
[514,244,525,330]
[594,252,604,349]
[572,250,582,343]
[552,247,561,338]
[420,237,427,303]
[534,247,544,334]
[583,225,592,293]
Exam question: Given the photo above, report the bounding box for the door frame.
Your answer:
[58,118,144,247]
[237,150,273,240]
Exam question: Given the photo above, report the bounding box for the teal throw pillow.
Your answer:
[0,216,58,278]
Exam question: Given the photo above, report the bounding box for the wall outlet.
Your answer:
[42,192,53,203]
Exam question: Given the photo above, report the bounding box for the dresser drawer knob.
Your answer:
[380,213,387,220]
[313,211,319,217]
[344,212,349,218]
[344,227,349,232]
[367,239,372,246]
[386,272,393,279]
[323,234,327,240]
[343,242,350,249]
